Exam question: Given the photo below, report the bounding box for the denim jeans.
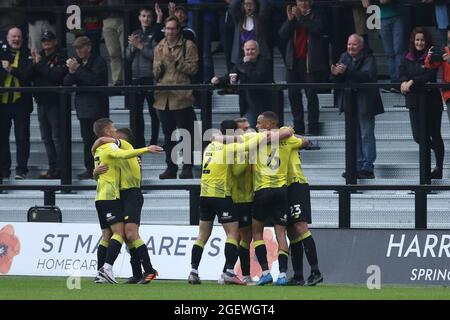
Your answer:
[380,16,406,82]
[356,114,376,173]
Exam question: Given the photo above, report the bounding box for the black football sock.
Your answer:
[191,240,205,270]
[224,238,239,272]
[133,238,154,273]
[302,231,320,273]
[97,239,108,270]
[239,241,251,277]
[128,243,142,279]
[105,233,123,266]
[289,236,304,280]
[278,249,289,274]
[254,240,269,272]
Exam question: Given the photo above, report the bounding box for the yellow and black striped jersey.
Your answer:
[118,139,142,190]
[201,133,263,198]
[252,134,303,192]
[287,149,308,186]
[94,143,148,201]
[200,141,234,198]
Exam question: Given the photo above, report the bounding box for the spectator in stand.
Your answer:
[331,34,384,179]
[0,27,33,180]
[401,27,444,179]
[32,30,68,179]
[211,40,272,128]
[354,0,371,48]
[279,0,329,136]
[153,16,199,179]
[219,0,235,72]
[154,2,196,43]
[64,36,109,179]
[366,0,406,92]
[25,0,60,52]
[101,0,125,86]
[126,5,163,148]
[229,0,271,66]
[426,29,450,124]
[70,0,103,57]
[0,1,27,41]
[432,0,450,47]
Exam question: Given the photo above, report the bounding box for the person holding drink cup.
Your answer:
[211,40,272,128]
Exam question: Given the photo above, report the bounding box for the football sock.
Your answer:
[254,240,269,271]
[224,238,239,271]
[97,239,108,270]
[302,231,320,273]
[133,238,154,273]
[290,236,304,279]
[278,249,289,273]
[239,240,251,276]
[105,233,123,266]
[191,239,205,270]
[127,243,142,279]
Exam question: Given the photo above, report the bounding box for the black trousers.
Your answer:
[157,106,197,170]
[286,58,320,134]
[37,104,61,174]
[409,107,445,168]
[0,105,30,175]
[130,78,159,148]
[79,118,97,173]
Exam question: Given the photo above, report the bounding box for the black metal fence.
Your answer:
[1,81,450,229]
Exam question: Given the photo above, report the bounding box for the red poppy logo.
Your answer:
[0,224,21,275]
[235,229,278,278]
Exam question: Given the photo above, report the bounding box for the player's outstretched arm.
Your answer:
[147,145,164,153]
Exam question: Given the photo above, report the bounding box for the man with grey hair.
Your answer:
[211,40,272,128]
[331,33,384,179]
[0,27,33,180]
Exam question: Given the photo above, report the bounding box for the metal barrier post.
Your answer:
[272,87,284,127]
[344,88,357,184]
[416,87,429,229]
[418,87,431,185]
[44,190,56,206]
[338,190,351,228]
[189,188,200,225]
[60,90,72,185]
[200,90,212,150]
[415,190,427,229]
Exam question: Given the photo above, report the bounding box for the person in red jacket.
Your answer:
[425,29,450,123]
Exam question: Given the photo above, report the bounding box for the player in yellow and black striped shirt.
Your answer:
[286,134,323,286]
[188,120,265,286]
[92,118,163,284]
[93,127,163,284]
[250,111,308,286]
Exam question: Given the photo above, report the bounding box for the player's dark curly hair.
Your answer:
[117,127,134,146]
[220,119,238,134]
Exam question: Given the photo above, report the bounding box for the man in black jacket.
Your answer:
[64,36,109,179]
[126,6,163,148]
[211,40,272,128]
[331,34,384,179]
[278,0,329,136]
[0,27,33,180]
[32,30,68,179]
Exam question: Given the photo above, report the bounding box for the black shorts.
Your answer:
[252,187,289,226]
[200,197,238,224]
[95,200,123,229]
[287,183,312,224]
[120,188,144,225]
[234,202,252,228]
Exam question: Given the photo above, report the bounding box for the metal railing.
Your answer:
[1,80,450,229]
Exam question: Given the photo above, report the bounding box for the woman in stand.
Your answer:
[400,27,444,179]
